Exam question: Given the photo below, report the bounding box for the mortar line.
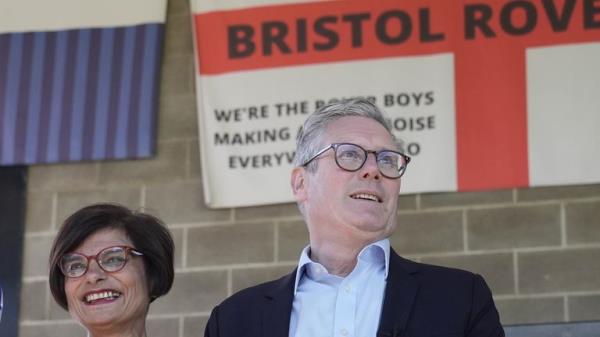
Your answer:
[564,295,570,321]
[513,250,519,295]
[51,192,58,230]
[174,261,297,273]
[45,282,52,320]
[140,185,146,208]
[227,269,233,296]
[494,290,600,299]
[182,227,188,268]
[274,221,279,263]
[462,209,469,252]
[560,202,567,247]
[185,140,191,179]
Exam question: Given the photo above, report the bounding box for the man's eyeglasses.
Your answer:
[302,142,411,179]
[59,246,143,278]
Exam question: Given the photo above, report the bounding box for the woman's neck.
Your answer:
[86,320,147,337]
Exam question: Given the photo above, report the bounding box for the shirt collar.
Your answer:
[293,238,391,294]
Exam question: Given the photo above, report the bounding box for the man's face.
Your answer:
[292,116,402,246]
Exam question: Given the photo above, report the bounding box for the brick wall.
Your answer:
[18,1,600,336]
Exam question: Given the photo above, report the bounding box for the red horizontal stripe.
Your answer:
[194,0,600,75]
[194,0,456,75]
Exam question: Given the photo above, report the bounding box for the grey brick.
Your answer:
[145,181,230,224]
[566,201,600,244]
[169,227,184,269]
[19,281,47,320]
[467,205,561,250]
[187,223,274,266]
[23,235,54,277]
[55,188,141,225]
[28,163,98,191]
[235,203,301,221]
[19,323,84,337]
[421,189,513,209]
[390,211,463,255]
[569,295,600,321]
[278,220,309,262]
[158,93,198,141]
[167,0,190,16]
[160,53,194,96]
[184,316,210,337]
[188,139,202,179]
[232,266,293,294]
[517,184,600,202]
[49,297,71,320]
[146,317,180,336]
[519,248,600,293]
[397,194,417,211]
[149,270,227,314]
[421,253,514,295]
[165,12,193,55]
[495,297,564,325]
[26,191,54,232]
[98,141,187,185]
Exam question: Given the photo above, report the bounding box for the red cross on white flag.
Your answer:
[191,0,600,208]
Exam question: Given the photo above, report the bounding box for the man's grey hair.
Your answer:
[294,98,398,172]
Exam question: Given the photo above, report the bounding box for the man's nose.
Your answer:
[359,153,381,180]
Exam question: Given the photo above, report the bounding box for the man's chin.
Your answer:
[348,218,391,236]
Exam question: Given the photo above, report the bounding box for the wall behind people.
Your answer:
[17,1,600,337]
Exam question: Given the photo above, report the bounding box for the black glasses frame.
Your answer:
[302,142,411,179]
[59,245,143,278]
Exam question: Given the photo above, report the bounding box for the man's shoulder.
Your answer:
[205,270,296,336]
[392,252,482,284]
[416,260,476,278]
[391,255,494,305]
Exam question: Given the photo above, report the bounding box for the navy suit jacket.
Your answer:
[205,249,505,337]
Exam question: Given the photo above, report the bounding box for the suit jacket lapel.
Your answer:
[377,249,421,337]
[261,269,297,337]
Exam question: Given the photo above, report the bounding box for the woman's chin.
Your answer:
[73,302,123,327]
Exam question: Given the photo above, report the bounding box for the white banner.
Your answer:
[191,0,600,208]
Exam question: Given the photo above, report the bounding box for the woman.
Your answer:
[49,203,174,337]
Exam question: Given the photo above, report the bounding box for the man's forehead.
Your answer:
[323,116,396,146]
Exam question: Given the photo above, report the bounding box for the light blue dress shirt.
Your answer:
[289,239,390,337]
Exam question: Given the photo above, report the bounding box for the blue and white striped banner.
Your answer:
[0,0,167,165]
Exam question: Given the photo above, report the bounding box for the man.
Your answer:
[205,98,505,337]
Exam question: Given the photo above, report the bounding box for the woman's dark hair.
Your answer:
[48,203,174,310]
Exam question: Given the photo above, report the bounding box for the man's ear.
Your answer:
[291,167,308,202]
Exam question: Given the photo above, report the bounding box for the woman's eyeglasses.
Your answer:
[59,245,143,278]
[302,142,411,179]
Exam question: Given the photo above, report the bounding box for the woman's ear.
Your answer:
[291,167,308,202]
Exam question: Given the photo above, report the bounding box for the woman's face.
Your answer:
[64,228,150,331]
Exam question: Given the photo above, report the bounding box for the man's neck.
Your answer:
[309,241,369,277]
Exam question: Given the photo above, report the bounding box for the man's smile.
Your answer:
[350,192,382,203]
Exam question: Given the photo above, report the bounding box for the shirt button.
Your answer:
[340,328,348,336]
[345,285,351,293]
